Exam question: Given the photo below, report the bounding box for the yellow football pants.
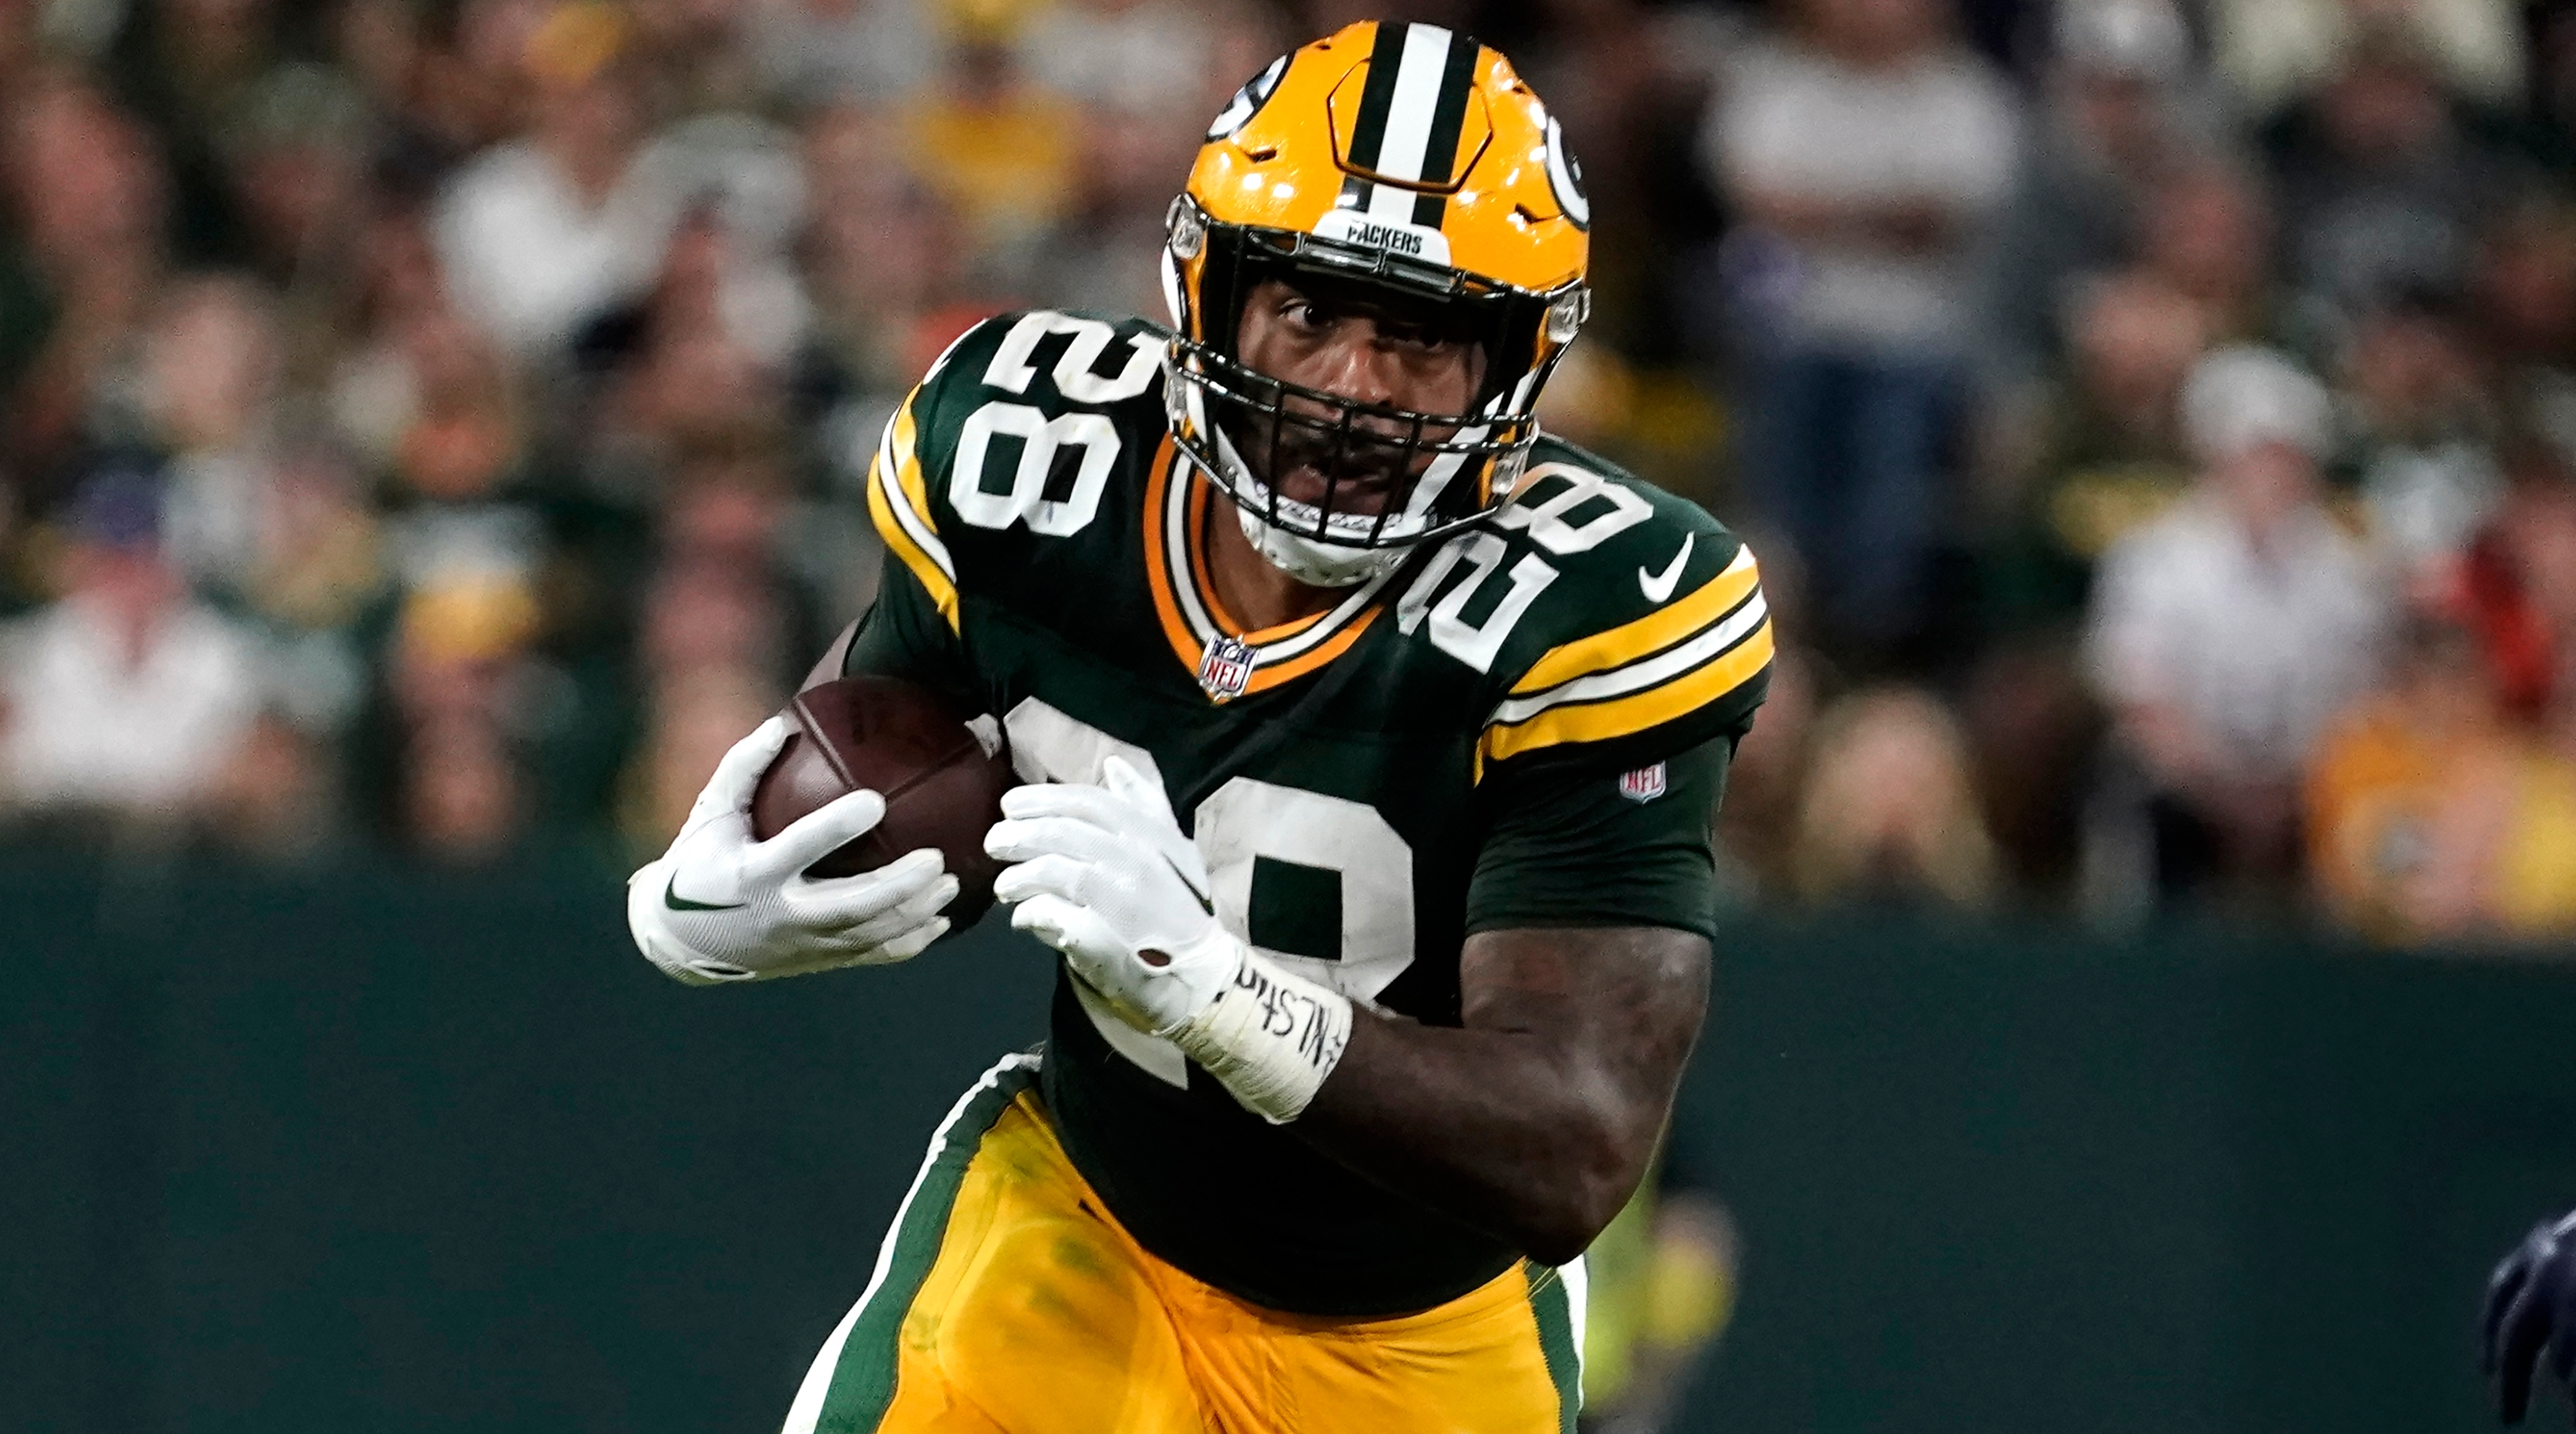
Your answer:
[781,1053,1585,1433]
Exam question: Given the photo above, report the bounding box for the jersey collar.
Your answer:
[1143,440,1393,702]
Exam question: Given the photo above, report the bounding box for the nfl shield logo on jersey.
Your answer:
[1618,762,1668,803]
[1197,634,1257,702]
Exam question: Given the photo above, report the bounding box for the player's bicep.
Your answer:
[1457,925,1709,1031]
[1455,925,1710,1153]
[1466,735,1734,941]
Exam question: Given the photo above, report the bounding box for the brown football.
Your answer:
[749,675,1016,928]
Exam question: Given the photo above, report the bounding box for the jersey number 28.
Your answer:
[1003,697,1413,1089]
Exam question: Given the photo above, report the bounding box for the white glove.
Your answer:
[628,715,958,985]
[985,756,1353,1122]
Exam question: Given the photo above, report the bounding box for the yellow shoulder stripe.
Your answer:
[1512,544,1759,697]
[1480,618,1772,768]
[886,389,940,534]
[867,391,959,632]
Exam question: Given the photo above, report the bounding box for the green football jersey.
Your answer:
[844,310,1772,1316]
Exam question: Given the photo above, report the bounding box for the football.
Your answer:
[750,675,1016,927]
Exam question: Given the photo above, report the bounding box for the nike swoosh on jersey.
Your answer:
[1637,532,1695,603]
[664,874,746,912]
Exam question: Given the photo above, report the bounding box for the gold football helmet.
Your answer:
[1163,21,1592,581]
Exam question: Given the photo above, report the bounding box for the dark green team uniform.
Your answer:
[846,310,1771,1317]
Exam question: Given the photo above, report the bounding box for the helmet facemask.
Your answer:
[1162,194,1585,579]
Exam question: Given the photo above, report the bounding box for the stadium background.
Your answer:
[10,0,2576,1428]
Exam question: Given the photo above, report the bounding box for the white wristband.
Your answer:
[1168,949,1355,1124]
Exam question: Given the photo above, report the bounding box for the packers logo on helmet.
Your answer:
[1162,22,1592,576]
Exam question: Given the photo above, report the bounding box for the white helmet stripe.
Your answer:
[1371,25,1455,185]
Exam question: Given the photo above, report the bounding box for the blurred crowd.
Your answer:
[10,0,2576,944]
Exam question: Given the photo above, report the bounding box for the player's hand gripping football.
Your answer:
[985,757,1355,1124]
[984,757,1237,1034]
[2487,1209,2576,1423]
[627,716,958,984]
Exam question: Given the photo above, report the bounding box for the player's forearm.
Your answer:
[1295,1018,1654,1264]
[1293,927,1710,1266]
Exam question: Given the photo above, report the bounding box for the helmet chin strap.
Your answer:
[1238,502,1403,587]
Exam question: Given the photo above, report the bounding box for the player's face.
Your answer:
[1231,277,1488,515]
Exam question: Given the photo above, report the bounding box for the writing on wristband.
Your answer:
[1173,949,1355,1124]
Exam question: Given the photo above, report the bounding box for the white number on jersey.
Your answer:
[951,403,1118,537]
[981,311,1162,405]
[1003,698,1417,1089]
[1396,530,1558,673]
[1490,463,1654,554]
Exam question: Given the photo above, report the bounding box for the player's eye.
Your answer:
[1280,296,1333,332]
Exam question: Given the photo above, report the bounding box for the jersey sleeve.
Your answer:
[1465,733,1730,940]
[845,319,1006,695]
[1476,473,1774,783]
[864,374,964,639]
[859,306,1168,645]
[842,543,977,697]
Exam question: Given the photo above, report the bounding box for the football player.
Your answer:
[627,21,1772,1430]
[2488,1209,2576,1424]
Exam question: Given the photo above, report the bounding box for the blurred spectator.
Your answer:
[1520,0,1747,345]
[1982,270,2208,635]
[4,70,169,491]
[1960,272,2204,900]
[244,434,385,641]
[2135,159,2281,348]
[2209,0,2524,116]
[1976,0,2208,397]
[2476,201,2576,443]
[143,274,286,600]
[2381,476,2576,937]
[2305,606,2508,939]
[432,0,687,358]
[797,102,982,496]
[1708,0,2018,658]
[2086,347,2388,904]
[1017,0,1221,121]
[1711,536,1819,900]
[1962,631,2104,903]
[100,0,285,266]
[618,672,771,852]
[407,0,553,159]
[611,448,801,853]
[374,570,547,861]
[377,307,526,510]
[750,0,947,107]
[1026,103,1195,318]
[326,205,463,472]
[2336,293,2503,577]
[580,202,806,469]
[901,35,1080,288]
[2264,26,2516,343]
[399,709,525,862]
[0,466,281,829]
[214,61,374,290]
[1790,684,2000,907]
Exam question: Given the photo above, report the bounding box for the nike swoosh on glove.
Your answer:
[628,715,959,984]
